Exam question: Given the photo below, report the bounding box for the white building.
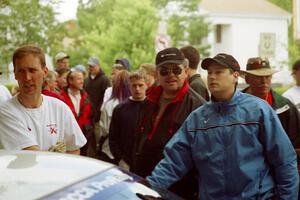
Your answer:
[199,0,292,85]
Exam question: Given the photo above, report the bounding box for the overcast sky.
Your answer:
[55,0,79,22]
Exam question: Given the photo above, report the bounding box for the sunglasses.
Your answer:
[158,66,183,76]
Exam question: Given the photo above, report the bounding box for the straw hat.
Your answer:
[240,57,278,77]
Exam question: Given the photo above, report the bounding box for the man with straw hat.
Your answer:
[241,57,300,148]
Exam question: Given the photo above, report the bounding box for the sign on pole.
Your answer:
[259,33,276,58]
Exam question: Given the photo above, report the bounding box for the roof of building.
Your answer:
[200,0,290,17]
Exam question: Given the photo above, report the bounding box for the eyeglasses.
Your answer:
[158,66,183,76]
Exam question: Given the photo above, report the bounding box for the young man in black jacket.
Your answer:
[109,71,147,169]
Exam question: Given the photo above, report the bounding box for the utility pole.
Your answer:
[294,0,300,39]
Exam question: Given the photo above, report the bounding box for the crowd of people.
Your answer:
[0,44,299,199]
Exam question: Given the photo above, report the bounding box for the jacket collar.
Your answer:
[147,80,189,104]
[89,69,104,80]
[210,90,241,108]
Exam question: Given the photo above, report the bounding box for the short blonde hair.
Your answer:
[129,70,147,81]
[139,63,156,77]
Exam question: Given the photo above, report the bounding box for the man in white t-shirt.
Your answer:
[283,60,300,112]
[0,45,86,154]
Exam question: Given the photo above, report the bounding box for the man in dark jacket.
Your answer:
[180,45,209,101]
[132,47,206,199]
[241,57,300,148]
[84,57,110,155]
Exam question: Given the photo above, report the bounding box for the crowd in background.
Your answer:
[0,44,300,199]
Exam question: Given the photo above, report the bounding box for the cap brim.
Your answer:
[56,55,70,62]
[156,60,184,68]
[240,69,278,78]
[87,62,97,66]
[201,58,228,70]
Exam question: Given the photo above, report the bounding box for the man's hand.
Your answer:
[67,149,80,155]
[48,141,66,153]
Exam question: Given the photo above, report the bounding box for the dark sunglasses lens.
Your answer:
[159,68,169,76]
[159,66,182,76]
[173,67,182,75]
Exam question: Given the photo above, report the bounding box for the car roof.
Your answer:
[0,150,114,200]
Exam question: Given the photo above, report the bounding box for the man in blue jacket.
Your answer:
[146,53,299,200]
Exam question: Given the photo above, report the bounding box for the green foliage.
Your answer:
[273,87,289,95]
[153,0,200,11]
[163,0,210,57]
[69,0,158,74]
[0,0,60,65]
[268,0,300,69]
[267,0,292,12]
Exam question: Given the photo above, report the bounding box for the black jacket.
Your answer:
[133,81,205,176]
[109,98,144,166]
[189,74,210,101]
[84,70,110,123]
[242,88,300,148]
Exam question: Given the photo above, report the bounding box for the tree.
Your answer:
[154,0,210,57]
[268,0,300,68]
[67,0,158,74]
[0,0,60,67]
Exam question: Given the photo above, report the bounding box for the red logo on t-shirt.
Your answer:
[47,124,57,135]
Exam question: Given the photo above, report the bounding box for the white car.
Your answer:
[0,150,182,200]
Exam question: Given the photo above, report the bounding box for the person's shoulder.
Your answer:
[97,71,110,80]
[0,84,11,95]
[0,84,8,91]
[236,92,276,116]
[238,91,266,105]
[0,96,20,115]
[43,95,68,109]
[271,90,292,106]
[114,99,129,109]
[283,86,300,97]
[187,87,206,104]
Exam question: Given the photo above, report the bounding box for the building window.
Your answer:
[216,24,222,43]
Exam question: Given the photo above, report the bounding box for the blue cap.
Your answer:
[87,57,100,66]
[115,58,130,71]
[73,64,86,73]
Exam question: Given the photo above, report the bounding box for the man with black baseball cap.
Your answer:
[133,47,206,199]
[146,53,298,200]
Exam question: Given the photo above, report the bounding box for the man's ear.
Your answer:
[43,67,49,79]
[233,71,240,78]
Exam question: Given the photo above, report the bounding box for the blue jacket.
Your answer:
[147,90,299,200]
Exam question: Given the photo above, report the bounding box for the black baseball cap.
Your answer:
[156,47,185,68]
[201,53,240,71]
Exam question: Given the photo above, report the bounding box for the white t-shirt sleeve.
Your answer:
[0,85,12,104]
[61,103,87,151]
[0,104,37,150]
